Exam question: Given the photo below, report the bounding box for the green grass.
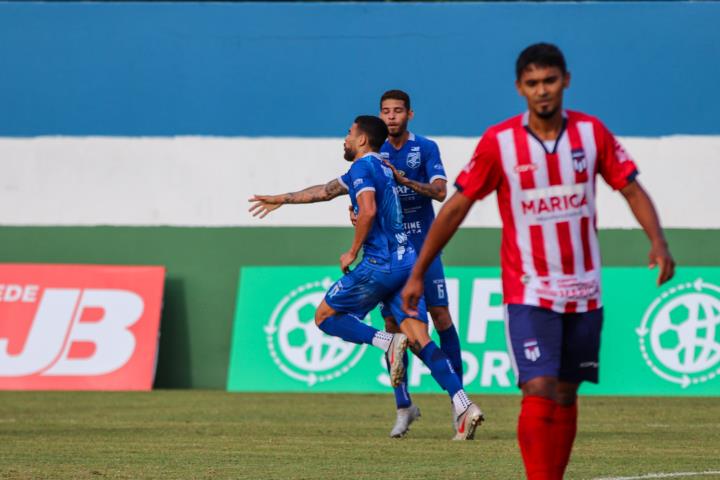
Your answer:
[1,392,719,479]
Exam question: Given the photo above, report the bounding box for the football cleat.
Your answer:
[389,404,421,438]
[453,403,484,441]
[386,333,408,388]
[451,402,459,432]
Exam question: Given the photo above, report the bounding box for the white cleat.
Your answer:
[389,404,421,438]
[452,403,484,441]
[386,333,408,388]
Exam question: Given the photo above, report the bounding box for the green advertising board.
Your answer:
[227,267,720,396]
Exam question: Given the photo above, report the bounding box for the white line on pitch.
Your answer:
[592,471,720,480]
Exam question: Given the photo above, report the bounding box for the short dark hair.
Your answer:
[354,115,389,151]
[516,43,567,80]
[380,89,411,110]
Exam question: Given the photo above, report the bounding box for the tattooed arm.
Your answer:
[248,178,348,219]
[383,160,447,201]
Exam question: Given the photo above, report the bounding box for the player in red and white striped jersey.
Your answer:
[402,43,675,479]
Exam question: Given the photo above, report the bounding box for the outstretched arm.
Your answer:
[620,180,675,285]
[402,191,474,315]
[248,178,348,219]
[383,160,447,201]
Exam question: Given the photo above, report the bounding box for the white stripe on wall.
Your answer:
[0,135,717,228]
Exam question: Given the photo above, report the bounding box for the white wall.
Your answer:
[0,135,717,228]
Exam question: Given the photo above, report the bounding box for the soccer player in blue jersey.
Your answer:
[374,90,466,438]
[249,115,483,440]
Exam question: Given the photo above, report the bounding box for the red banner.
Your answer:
[0,264,165,390]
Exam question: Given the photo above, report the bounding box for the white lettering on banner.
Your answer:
[461,351,479,384]
[0,284,39,303]
[45,290,143,376]
[481,351,512,387]
[0,288,144,377]
[467,279,503,343]
[407,351,509,388]
[0,289,79,376]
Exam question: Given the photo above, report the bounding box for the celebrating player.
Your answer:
[376,90,465,438]
[402,44,675,478]
[249,115,484,440]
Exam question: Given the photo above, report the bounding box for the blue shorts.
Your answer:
[380,255,447,319]
[505,304,603,386]
[325,259,428,325]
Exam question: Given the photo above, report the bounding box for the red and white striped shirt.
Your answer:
[455,110,638,313]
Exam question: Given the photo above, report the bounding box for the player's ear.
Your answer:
[408,109,415,121]
[515,79,524,97]
[563,71,571,89]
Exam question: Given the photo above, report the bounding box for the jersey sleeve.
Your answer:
[348,160,376,197]
[338,172,351,191]
[594,121,639,190]
[454,131,503,200]
[424,140,447,183]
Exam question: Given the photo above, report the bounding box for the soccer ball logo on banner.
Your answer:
[637,278,720,388]
[264,278,367,386]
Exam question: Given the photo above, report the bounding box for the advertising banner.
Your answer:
[0,264,165,390]
[228,266,720,396]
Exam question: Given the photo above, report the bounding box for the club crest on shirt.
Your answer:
[380,152,390,159]
[572,148,587,173]
[524,339,541,362]
[406,151,421,169]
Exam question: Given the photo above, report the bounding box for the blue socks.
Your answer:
[385,325,463,409]
[438,324,464,385]
[386,352,412,409]
[317,313,377,345]
[417,341,462,398]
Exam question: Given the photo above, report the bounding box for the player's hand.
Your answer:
[401,272,424,317]
[382,159,409,186]
[649,240,675,286]
[248,195,283,219]
[340,250,357,274]
[348,205,358,226]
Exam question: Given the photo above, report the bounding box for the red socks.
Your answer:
[551,402,578,479]
[518,396,556,480]
[518,396,578,480]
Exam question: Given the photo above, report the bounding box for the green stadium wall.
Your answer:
[0,226,716,389]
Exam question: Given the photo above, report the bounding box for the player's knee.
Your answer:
[384,316,399,333]
[521,376,557,400]
[400,319,431,354]
[314,302,334,326]
[555,382,579,406]
[429,306,453,331]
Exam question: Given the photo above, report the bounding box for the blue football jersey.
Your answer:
[380,132,447,249]
[339,153,414,270]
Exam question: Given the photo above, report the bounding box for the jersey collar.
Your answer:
[363,152,384,161]
[521,110,568,126]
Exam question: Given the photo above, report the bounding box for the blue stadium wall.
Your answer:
[0,2,718,388]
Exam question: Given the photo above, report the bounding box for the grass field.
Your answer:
[1,391,719,480]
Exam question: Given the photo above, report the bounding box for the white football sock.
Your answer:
[452,390,472,417]
[372,331,393,351]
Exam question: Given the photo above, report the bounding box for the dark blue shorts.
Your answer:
[380,255,447,319]
[505,304,603,386]
[325,260,428,325]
